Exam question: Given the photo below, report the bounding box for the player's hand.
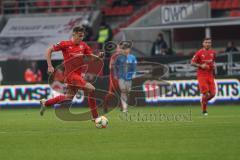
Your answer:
[48,66,54,74]
[200,63,209,69]
[98,51,105,59]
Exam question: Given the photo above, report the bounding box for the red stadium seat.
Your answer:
[35,0,49,7]
[224,0,232,9]
[61,0,73,6]
[74,0,93,11]
[60,0,74,12]
[34,0,49,13]
[216,0,225,10]
[102,5,133,16]
[50,0,62,13]
[232,0,240,9]
[211,0,218,9]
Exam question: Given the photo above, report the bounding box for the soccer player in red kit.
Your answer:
[103,44,120,113]
[191,38,216,116]
[40,26,103,120]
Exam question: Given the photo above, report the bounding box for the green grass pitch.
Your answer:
[0,105,239,160]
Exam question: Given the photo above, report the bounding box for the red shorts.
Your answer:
[197,75,216,95]
[65,73,87,89]
[108,75,119,93]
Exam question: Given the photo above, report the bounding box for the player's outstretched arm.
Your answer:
[191,61,208,69]
[83,51,105,63]
[45,47,55,74]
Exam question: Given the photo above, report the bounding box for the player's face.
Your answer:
[72,31,85,42]
[202,40,212,50]
[122,48,131,55]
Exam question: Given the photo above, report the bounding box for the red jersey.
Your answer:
[191,48,216,77]
[109,51,120,75]
[53,40,92,75]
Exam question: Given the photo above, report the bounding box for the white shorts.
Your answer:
[118,79,132,92]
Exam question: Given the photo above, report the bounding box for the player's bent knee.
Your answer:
[84,83,95,92]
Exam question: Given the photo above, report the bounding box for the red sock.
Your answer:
[88,91,98,119]
[45,95,66,107]
[201,95,208,112]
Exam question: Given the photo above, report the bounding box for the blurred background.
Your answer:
[0,0,239,106]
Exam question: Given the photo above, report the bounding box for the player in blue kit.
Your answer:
[114,41,137,112]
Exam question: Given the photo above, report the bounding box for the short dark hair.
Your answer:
[203,37,212,42]
[119,41,133,49]
[73,26,85,33]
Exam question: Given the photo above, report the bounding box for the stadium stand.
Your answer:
[1,0,96,14]
[0,0,239,57]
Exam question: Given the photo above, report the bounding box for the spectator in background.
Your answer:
[96,20,113,49]
[24,61,42,83]
[96,20,113,75]
[82,20,93,41]
[151,33,168,56]
[225,41,238,53]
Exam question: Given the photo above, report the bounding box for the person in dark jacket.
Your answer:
[151,33,168,56]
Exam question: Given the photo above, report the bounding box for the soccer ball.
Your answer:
[95,116,108,128]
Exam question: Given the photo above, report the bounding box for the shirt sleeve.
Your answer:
[52,41,65,51]
[84,43,92,55]
[191,51,200,64]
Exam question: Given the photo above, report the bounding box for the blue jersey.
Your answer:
[114,53,137,81]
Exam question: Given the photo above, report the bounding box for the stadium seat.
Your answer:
[35,0,49,7]
[60,0,74,12]
[216,0,226,10]
[224,0,232,9]
[74,0,93,11]
[102,5,133,16]
[232,0,240,9]
[33,0,49,13]
[211,0,218,9]
[50,0,62,13]
[2,0,19,14]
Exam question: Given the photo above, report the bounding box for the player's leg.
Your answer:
[201,77,216,116]
[198,76,210,115]
[83,82,99,119]
[40,72,80,116]
[40,86,76,116]
[207,77,216,101]
[119,79,128,112]
[103,77,115,112]
[67,73,99,119]
[103,76,119,113]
